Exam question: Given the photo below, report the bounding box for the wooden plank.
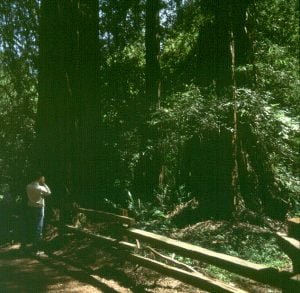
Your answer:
[65,224,115,244]
[291,274,300,282]
[61,225,247,292]
[125,228,281,287]
[287,217,300,240]
[276,232,300,273]
[128,253,247,293]
[63,225,291,290]
[282,274,300,292]
[276,233,300,253]
[77,208,135,226]
[64,225,136,250]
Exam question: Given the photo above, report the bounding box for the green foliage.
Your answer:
[255,0,299,54]
[125,191,169,226]
[254,0,299,116]
[255,44,300,113]
[0,0,38,193]
[99,0,144,53]
[236,88,299,166]
[151,85,226,138]
[149,84,299,210]
[204,265,235,283]
[0,56,36,193]
[173,221,291,271]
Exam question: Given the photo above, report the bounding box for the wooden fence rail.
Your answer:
[54,207,299,292]
[63,225,245,293]
[125,228,283,287]
[76,207,135,226]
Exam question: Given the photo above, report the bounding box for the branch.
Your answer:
[145,245,201,275]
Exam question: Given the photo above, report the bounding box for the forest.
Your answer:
[1,0,299,218]
[0,0,299,291]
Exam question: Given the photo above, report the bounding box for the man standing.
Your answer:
[26,172,51,254]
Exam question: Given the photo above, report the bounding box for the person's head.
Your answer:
[33,172,45,184]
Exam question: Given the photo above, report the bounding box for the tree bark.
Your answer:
[145,0,161,105]
[197,0,252,90]
[133,0,162,199]
[36,0,100,202]
[190,0,253,216]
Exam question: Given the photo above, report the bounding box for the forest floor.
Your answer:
[0,240,207,293]
[0,244,102,292]
[0,217,291,292]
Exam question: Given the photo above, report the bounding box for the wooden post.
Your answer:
[120,208,129,242]
[276,232,300,273]
[287,218,300,240]
[120,208,128,217]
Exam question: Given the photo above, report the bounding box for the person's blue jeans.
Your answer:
[28,206,44,250]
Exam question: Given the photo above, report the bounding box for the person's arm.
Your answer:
[43,183,51,195]
[37,184,51,197]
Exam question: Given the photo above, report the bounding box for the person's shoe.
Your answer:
[35,250,47,257]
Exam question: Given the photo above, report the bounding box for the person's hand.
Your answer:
[39,176,46,185]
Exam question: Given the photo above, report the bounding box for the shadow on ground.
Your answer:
[0,244,129,292]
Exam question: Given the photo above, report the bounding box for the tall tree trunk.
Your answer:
[197,0,231,91]
[73,0,100,202]
[134,0,162,199]
[145,0,161,105]
[36,0,100,203]
[229,2,243,212]
[197,0,252,90]
[37,0,73,195]
[189,0,252,217]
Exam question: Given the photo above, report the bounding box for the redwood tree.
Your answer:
[36,0,100,203]
[183,0,253,217]
[133,0,162,199]
[145,0,161,104]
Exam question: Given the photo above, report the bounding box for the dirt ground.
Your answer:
[0,244,129,292]
[0,242,207,293]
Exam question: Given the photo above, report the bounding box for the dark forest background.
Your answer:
[0,0,299,222]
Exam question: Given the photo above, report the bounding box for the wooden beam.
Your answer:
[63,225,291,290]
[125,228,282,287]
[58,225,247,292]
[64,225,136,250]
[128,253,247,293]
[276,232,300,273]
[287,218,300,240]
[282,274,300,292]
[276,233,300,253]
[76,208,135,226]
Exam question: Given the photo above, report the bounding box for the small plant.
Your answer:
[204,265,235,283]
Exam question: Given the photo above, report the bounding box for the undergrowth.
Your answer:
[102,192,292,285]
